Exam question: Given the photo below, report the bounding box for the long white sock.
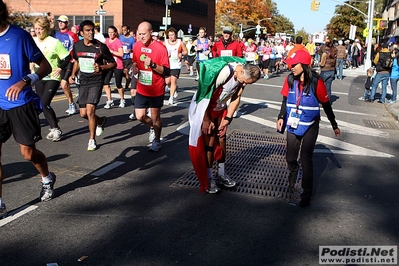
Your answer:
[207,168,213,180]
[0,197,3,206]
[42,173,52,184]
[218,163,225,176]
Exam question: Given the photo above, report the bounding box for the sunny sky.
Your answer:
[275,0,339,34]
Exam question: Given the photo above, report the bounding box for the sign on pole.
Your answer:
[349,25,357,40]
[95,10,107,15]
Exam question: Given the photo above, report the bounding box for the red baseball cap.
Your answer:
[285,49,311,65]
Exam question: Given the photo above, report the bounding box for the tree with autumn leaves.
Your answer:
[215,0,294,39]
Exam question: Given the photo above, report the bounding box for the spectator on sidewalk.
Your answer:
[319,41,337,101]
[369,43,393,103]
[336,40,347,80]
[388,47,399,104]
[359,67,375,101]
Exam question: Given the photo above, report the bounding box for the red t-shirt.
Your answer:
[133,40,170,97]
[280,76,329,103]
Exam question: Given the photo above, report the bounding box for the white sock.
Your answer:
[41,173,52,184]
[207,168,213,180]
[218,163,225,176]
[0,197,3,206]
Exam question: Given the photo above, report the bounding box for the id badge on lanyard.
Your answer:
[287,108,302,129]
[287,84,303,129]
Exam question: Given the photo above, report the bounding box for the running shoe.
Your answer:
[215,174,236,188]
[119,100,126,108]
[104,100,114,109]
[129,112,137,120]
[96,116,107,137]
[87,139,97,151]
[207,179,219,194]
[40,172,56,202]
[46,128,62,142]
[65,103,77,115]
[167,96,174,105]
[149,139,161,151]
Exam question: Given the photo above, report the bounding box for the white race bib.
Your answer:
[220,50,233,57]
[79,58,95,73]
[245,52,256,61]
[138,70,153,86]
[0,54,11,79]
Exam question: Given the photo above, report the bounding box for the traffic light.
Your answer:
[314,1,320,11]
[379,20,388,29]
[311,0,316,11]
[99,0,104,9]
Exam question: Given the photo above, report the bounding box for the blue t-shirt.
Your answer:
[119,35,135,60]
[0,25,43,110]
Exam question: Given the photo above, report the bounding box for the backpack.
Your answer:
[379,52,394,69]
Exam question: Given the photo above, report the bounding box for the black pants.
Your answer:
[35,80,60,129]
[286,122,319,199]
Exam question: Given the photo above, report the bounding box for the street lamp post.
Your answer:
[257,18,271,38]
[164,0,171,32]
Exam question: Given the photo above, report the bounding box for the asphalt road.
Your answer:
[0,68,398,266]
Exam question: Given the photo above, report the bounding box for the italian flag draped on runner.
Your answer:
[188,56,246,193]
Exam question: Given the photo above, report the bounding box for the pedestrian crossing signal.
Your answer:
[379,20,388,29]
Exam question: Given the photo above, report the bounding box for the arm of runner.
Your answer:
[6,56,51,101]
[69,59,80,84]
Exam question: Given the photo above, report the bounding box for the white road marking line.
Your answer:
[240,114,394,158]
[91,161,125,176]
[183,90,388,138]
[0,205,38,227]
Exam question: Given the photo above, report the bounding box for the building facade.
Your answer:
[6,0,215,37]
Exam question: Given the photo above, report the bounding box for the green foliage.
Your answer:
[295,28,309,44]
[9,11,34,29]
[215,0,294,38]
[325,0,386,42]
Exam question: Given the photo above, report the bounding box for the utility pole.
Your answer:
[365,0,375,70]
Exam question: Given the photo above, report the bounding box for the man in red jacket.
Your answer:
[212,26,243,58]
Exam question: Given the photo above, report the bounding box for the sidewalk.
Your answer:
[343,66,399,122]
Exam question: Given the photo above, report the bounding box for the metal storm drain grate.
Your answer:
[172,130,302,200]
[362,119,398,130]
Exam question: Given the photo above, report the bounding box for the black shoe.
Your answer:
[299,198,311,207]
[377,100,385,104]
[365,99,373,102]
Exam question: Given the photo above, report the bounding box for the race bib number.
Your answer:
[220,50,233,57]
[198,52,209,61]
[138,70,153,86]
[78,58,95,73]
[0,54,11,79]
[245,52,256,61]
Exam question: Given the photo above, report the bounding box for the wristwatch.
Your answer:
[22,75,32,86]
[150,62,157,69]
